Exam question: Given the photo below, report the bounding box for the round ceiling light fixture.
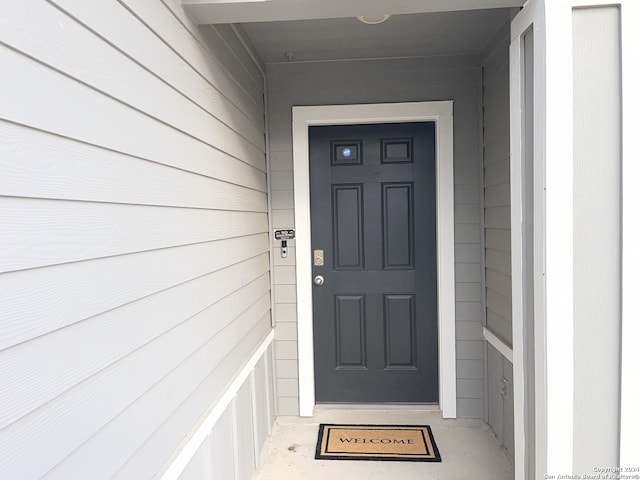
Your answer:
[356,14,392,25]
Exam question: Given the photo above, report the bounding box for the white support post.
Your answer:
[619,0,640,466]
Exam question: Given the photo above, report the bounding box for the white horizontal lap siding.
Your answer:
[0,254,270,432]
[0,235,268,351]
[1,1,265,170]
[482,20,513,455]
[0,199,267,272]
[482,25,512,348]
[267,56,485,418]
[0,121,266,203]
[0,0,269,479]
[481,21,513,458]
[198,25,264,103]
[178,442,208,480]
[52,0,264,132]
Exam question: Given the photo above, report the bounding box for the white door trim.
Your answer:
[291,101,456,418]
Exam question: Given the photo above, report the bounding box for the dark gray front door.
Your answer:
[309,122,438,403]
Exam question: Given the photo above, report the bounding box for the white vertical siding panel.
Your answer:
[265,344,277,426]
[487,344,504,440]
[252,356,270,463]
[234,379,257,480]
[486,341,514,458]
[178,442,208,480]
[154,336,275,480]
[502,359,515,456]
[107,317,271,480]
[210,406,236,480]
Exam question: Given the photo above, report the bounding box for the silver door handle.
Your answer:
[313,275,325,286]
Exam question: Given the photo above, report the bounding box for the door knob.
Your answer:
[313,275,325,286]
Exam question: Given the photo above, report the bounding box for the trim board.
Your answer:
[292,101,456,418]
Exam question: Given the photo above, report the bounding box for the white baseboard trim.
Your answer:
[158,329,275,480]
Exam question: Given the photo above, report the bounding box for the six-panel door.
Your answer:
[309,122,438,403]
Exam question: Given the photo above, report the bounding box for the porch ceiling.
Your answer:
[183,1,519,64]
[182,0,524,24]
[239,9,513,63]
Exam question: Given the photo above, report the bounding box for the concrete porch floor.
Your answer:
[253,408,514,480]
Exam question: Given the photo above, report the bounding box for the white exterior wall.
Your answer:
[482,25,513,347]
[267,56,486,418]
[481,22,515,459]
[510,0,640,477]
[572,5,622,474]
[0,1,274,479]
[177,346,275,480]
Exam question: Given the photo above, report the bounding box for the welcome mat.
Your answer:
[315,424,441,462]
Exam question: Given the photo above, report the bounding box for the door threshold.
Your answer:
[315,403,440,411]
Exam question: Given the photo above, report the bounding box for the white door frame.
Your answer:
[291,101,456,418]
